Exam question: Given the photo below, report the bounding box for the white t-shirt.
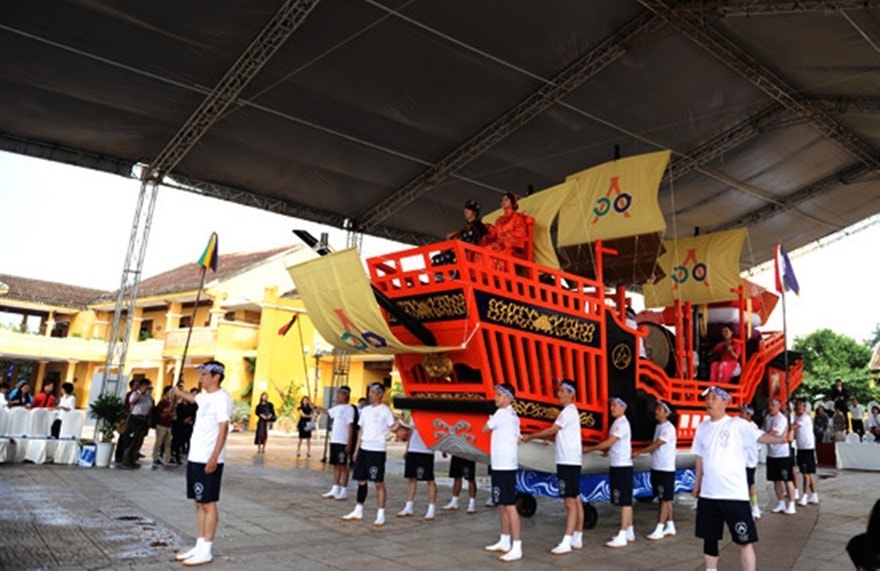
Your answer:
[742,420,762,468]
[608,415,632,467]
[328,403,355,445]
[488,406,520,470]
[651,420,676,472]
[764,412,789,458]
[692,415,759,500]
[188,388,233,464]
[359,403,395,452]
[868,413,880,430]
[55,394,76,419]
[0,393,6,408]
[554,404,582,466]
[407,426,432,454]
[794,412,815,450]
[851,404,865,421]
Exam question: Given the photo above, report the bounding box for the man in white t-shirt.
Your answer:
[791,398,819,506]
[693,386,791,571]
[342,382,400,527]
[584,396,634,548]
[634,400,677,541]
[764,398,797,515]
[317,386,356,500]
[483,383,522,562]
[521,379,584,555]
[172,360,233,567]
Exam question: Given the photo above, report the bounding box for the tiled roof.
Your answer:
[870,343,880,373]
[98,244,302,300]
[0,274,108,309]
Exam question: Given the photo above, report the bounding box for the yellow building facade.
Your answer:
[0,245,393,430]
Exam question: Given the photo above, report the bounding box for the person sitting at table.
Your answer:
[482,192,532,268]
[431,199,488,267]
[866,404,880,442]
[708,326,740,383]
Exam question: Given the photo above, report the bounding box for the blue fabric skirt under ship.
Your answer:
[516,468,696,503]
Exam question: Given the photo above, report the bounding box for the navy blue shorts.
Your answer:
[609,466,633,506]
[695,498,758,544]
[449,456,476,481]
[766,455,793,482]
[556,464,581,499]
[404,451,435,481]
[491,469,517,506]
[746,466,756,487]
[651,469,675,501]
[796,449,817,474]
[329,443,349,466]
[353,450,387,482]
[186,462,224,504]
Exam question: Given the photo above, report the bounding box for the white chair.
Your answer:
[51,410,85,464]
[0,408,9,463]
[23,408,54,464]
[5,407,31,463]
[845,432,861,444]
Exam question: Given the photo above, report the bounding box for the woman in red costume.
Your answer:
[483,192,530,264]
[709,326,741,382]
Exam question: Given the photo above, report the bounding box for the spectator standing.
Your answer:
[152,386,174,466]
[850,397,866,438]
[172,360,233,567]
[171,386,198,465]
[253,392,276,455]
[521,379,584,554]
[296,396,316,458]
[32,381,55,408]
[634,400,678,540]
[482,383,522,562]
[830,378,850,426]
[584,396,634,548]
[121,380,154,469]
[317,386,355,500]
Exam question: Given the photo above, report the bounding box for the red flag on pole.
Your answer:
[278,314,297,336]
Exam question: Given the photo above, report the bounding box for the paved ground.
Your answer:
[0,431,873,570]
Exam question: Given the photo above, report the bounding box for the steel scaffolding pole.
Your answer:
[99,0,320,396]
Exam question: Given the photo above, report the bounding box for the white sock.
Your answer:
[449,496,459,507]
[467,498,476,510]
[353,504,364,516]
[500,533,511,546]
[559,534,572,548]
[403,501,413,511]
[377,508,385,519]
[425,504,435,518]
[572,531,583,545]
[201,540,212,556]
[508,540,522,554]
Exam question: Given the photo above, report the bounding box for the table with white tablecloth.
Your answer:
[835,442,880,470]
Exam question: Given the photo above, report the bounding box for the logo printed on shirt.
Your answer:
[719,429,731,448]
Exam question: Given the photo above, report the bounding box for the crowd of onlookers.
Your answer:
[813,379,880,443]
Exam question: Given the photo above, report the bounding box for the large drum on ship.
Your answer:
[641,322,677,376]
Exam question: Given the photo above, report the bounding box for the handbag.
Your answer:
[305,420,316,431]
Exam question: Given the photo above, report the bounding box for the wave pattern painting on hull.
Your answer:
[516,468,696,503]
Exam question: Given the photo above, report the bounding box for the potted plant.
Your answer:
[231,400,251,432]
[88,393,125,467]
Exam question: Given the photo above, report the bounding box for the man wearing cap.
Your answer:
[395,422,438,520]
[343,382,400,526]
[483,382,523,562]
[521,379,584,555]
[172,360,233,567]
[693,386,792,571]
[316,386,356,500]
[633,400,677,540]
[738,405,764,519]
[764,398,797,515]
[584,396,634,548]
[791,398,819,506]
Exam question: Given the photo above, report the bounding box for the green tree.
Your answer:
[866,323,880,349]
[792,328,874,402]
